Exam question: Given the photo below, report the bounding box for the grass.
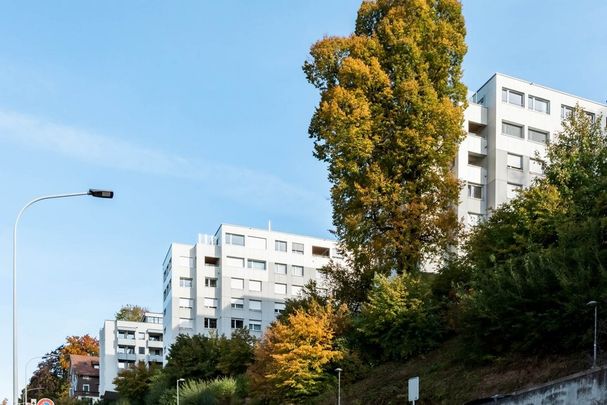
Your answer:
[313,337,591,404]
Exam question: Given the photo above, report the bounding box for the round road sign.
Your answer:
[37,399,55,405]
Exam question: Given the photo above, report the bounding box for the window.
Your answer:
[528,95,550,114]
[312,246,330,257]
[179,297,194,309]
[292,285,303,296]
[529,128,549,144]
[204,317,217,329]
[118,330,135,340]
[231,318,244,329]
[275,240,287,252]
[249,280,262,292]
[137,332,145,340]
[226,256,245,268]
[205,277,217,287]
[139,347,145,355]
[468,213,483,227]
[204,297,218,308]
[292,265,304,277]
[149,333,163,342]
[249,320,262,332]
[561,104,574,119]
[292,242,304,254]
[225,233,245,246]
[585,111,596,123]
[468,183,483,199]
[507,153,523,170]
[530,158,544,174]
[502,121,524,138]
[117,345,135,354]
[179,318,193,329]
[179,277,193,288]
[83,384,90,392]
[507,183,522,199]
[231,278,244,290]
[274,283,287,295]
[274,263,287,275]
[247,259,266,270]
[502,88,524,106]
[274,302,286,314]
[231,298,245,309]
[249,299,262,312]
[249,236,267,250]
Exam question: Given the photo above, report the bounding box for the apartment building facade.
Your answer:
[457,73,607,227]
[162,224,339,355]
[99,312,164,398]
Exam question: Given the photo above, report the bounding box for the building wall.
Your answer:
[99,314,164,396]
[459,73,607,227]
[163,224,339,357]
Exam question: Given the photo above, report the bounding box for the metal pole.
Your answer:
[23,356,42,405]
[335,368,342,405]
[594,304,598,368]
[12,191,106,405]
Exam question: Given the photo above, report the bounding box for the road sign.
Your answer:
[408,376,419,404]
[36,399,54,405]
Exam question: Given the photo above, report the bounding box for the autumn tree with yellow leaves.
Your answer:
[248,301,347,403]
[304,0,467,283]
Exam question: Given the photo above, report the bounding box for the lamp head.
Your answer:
[587,300,598,307]
[178,378,185,382]
[335,368,342,373]
[88,189,114,199]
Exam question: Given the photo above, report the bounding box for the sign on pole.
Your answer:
[36,399,55,405]
[408,376,419,404]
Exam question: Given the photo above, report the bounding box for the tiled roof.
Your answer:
[69,354,100,377]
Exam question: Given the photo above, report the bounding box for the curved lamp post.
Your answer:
[176,378,185,405]
[13,189,114,405]
[23,356,43,405]
[335,368,342,405]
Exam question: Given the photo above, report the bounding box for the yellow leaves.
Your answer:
[248,302,345,400]
[58,334,99,372]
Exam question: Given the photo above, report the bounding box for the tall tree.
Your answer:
[304,0,467,277]
[58,335,99,371]
[113,361,160,405]
[115,304,148,322]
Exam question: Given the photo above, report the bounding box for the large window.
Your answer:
[231,318,244,329]
[179,298,194,309]
[561,104,574,119]
[179,277,193,288]
[226,256,245,268]
[585,111,596,123]
[249,320,262,332]
[204,297,217,308]
[530,158,544,174]
[507,153,523,170]
[292,242,304,255]
[528,95,550,114]
[274,263,287,275]
[468,183,483,199]
[528,128,549,144]
[291,285,303,296]
[468,213,483,227]
[249,299,262,312]
[507,183,522,199]
[247,259,266,270]
[274,283,287,295]
[225,233,245,246]
[179,318,193,330]
[231,278,244,290]
[502,121,524,138]
[275,240,287,252]
[205,277,217,287]
[204,318,217,329]
[292,265,304,277]
[274,302,286,314]
[249,236,267,250]
[502,88,524,106]
[249,280,262,292]
[231,298,244,309]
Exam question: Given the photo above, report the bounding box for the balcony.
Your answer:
[148,354,164,363]
[117,338,136,346]
[147,340,164,349]
[466,133,487,156]
[466,165,486,184]
[117,353,137,361]
[465,102,488,126]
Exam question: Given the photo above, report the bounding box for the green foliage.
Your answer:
[180,377,238,405]
[115,305,148,322]
[113,361,160,405]
[163,334,222,382]
[355,273,443,361]
[460,107,607,357]
[304,0,467,278]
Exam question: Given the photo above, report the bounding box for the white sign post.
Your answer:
[408,376,419,404]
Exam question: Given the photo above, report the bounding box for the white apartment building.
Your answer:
[99,312,164,398]
[162,224,339,355]
[458,73,607,227]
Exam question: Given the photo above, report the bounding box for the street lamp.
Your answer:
[22,387,42,405]
[588,300,598,368]
[23,356,43,405]
[13,189,114,405]
[335,368,342,405]
[176,378,185,405]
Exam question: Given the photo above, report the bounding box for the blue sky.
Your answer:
[0,0,606,399]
